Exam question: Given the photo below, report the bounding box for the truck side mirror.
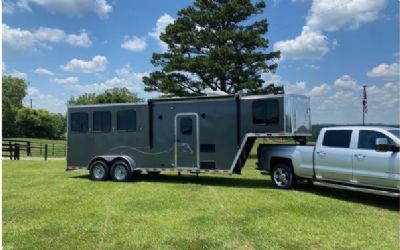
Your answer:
[375,138,389,152]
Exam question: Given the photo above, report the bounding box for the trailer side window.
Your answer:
[117,110,136,131]
[70,112,88,132]
[252,99,279,124]
[93,111,112,132]
[180,118,192,135]
[322,130,352,148]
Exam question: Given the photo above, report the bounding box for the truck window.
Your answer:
[322,130,352,148]
[180,117,192,135]
[358,130,392,150]
[93,111,111,132]
[252,99,279,124]
[70,112,88,133]
[117,110,136,131]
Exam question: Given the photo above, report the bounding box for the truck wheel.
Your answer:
[111,160,133,182]
[271,163,296,189]
[89,160,110,181]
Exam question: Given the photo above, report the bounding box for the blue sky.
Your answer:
[2,0,399,124]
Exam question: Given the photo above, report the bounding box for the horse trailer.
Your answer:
[66,94,311,181]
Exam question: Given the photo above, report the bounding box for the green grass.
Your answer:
[3,160,399,250]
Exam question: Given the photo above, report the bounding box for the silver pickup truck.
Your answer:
[257,126,400,197]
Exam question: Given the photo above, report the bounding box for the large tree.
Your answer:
[143,0,281,96]
[2,76,28,137]
[68,87,143,105]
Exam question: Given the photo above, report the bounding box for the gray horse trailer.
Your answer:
[66,94,311,181]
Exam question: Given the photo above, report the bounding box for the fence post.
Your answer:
[44,144,48,160]
[14,144,20,160]
[52,144,54,156]
[40,143,42,155]
[9,142,12,160]
[27,141,31,156]
[64,144,67,157]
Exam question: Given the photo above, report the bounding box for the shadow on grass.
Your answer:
[71,173,275,190]
[71,174,399,211]
[295,183,399,212]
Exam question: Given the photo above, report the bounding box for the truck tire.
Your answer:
[111,160,133,182]
[271,163,296,189]
[89,160,110,181]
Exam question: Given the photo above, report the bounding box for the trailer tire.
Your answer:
[271,163,296,189]
[89,160,110,181]
[111,160,133,182]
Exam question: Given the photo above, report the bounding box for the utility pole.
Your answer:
[30,98,32,109]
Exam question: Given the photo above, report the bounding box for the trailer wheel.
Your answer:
[111,160,133,182]
[89,160,110,181]
[271,163,296,189]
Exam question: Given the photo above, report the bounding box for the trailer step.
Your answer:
[313,181,400,198]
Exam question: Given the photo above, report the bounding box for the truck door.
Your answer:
[314,129,353,182]
[175,113,199,169]
[352,130,399,189]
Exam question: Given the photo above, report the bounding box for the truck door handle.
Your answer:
[316,151,326,156]
[354,154,366,159]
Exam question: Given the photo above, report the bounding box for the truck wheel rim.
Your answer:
[114,165,127,181]
[93,165,105,179]
[273,168,289,187]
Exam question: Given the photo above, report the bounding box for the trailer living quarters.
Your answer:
[66,94,311,181]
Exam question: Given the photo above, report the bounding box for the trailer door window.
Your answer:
[71,112,88,132]
[180,117,192,135]
[93,111,112,132]
[322,130,352,148]
[117,110,136,131]
[252,99,279,124]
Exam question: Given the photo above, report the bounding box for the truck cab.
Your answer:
[257,126,400,197]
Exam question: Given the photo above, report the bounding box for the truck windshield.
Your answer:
[388,130,400,139]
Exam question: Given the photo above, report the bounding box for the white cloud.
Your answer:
[34,67,54,76]
[367,62,399,79]
[10,70,28,80]
[261,72,282,84]
[2,24,37,54]
[53,76,79,85]
[283,81,307,94]
[273,26,330,60]
[34,27,92,47]
[149,13,174,50]
[310,83,330,97]
[65,30,92,47]
[3,24,92,55]
[307,0,388,32]
[274,0,388,60]
[61,56,108,73]
[34,27,66,42]
[334,75,359,90]
[4,0,112,18]
[121,36,147,52]
[25,86,66,113]
[305,64,320,70]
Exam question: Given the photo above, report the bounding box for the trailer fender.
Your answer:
[88,155,137,172]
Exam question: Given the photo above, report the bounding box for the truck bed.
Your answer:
[257,144,315,178]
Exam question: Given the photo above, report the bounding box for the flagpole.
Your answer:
[362,84,366,126]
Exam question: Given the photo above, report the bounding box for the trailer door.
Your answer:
[175,113,199,169]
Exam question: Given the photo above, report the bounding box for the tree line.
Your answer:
[2,76,142,139]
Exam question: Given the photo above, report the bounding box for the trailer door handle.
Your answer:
[316,151,326,157]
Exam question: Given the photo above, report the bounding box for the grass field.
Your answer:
[3,159,399,250]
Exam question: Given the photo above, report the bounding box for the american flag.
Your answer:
[362,85,368,114]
